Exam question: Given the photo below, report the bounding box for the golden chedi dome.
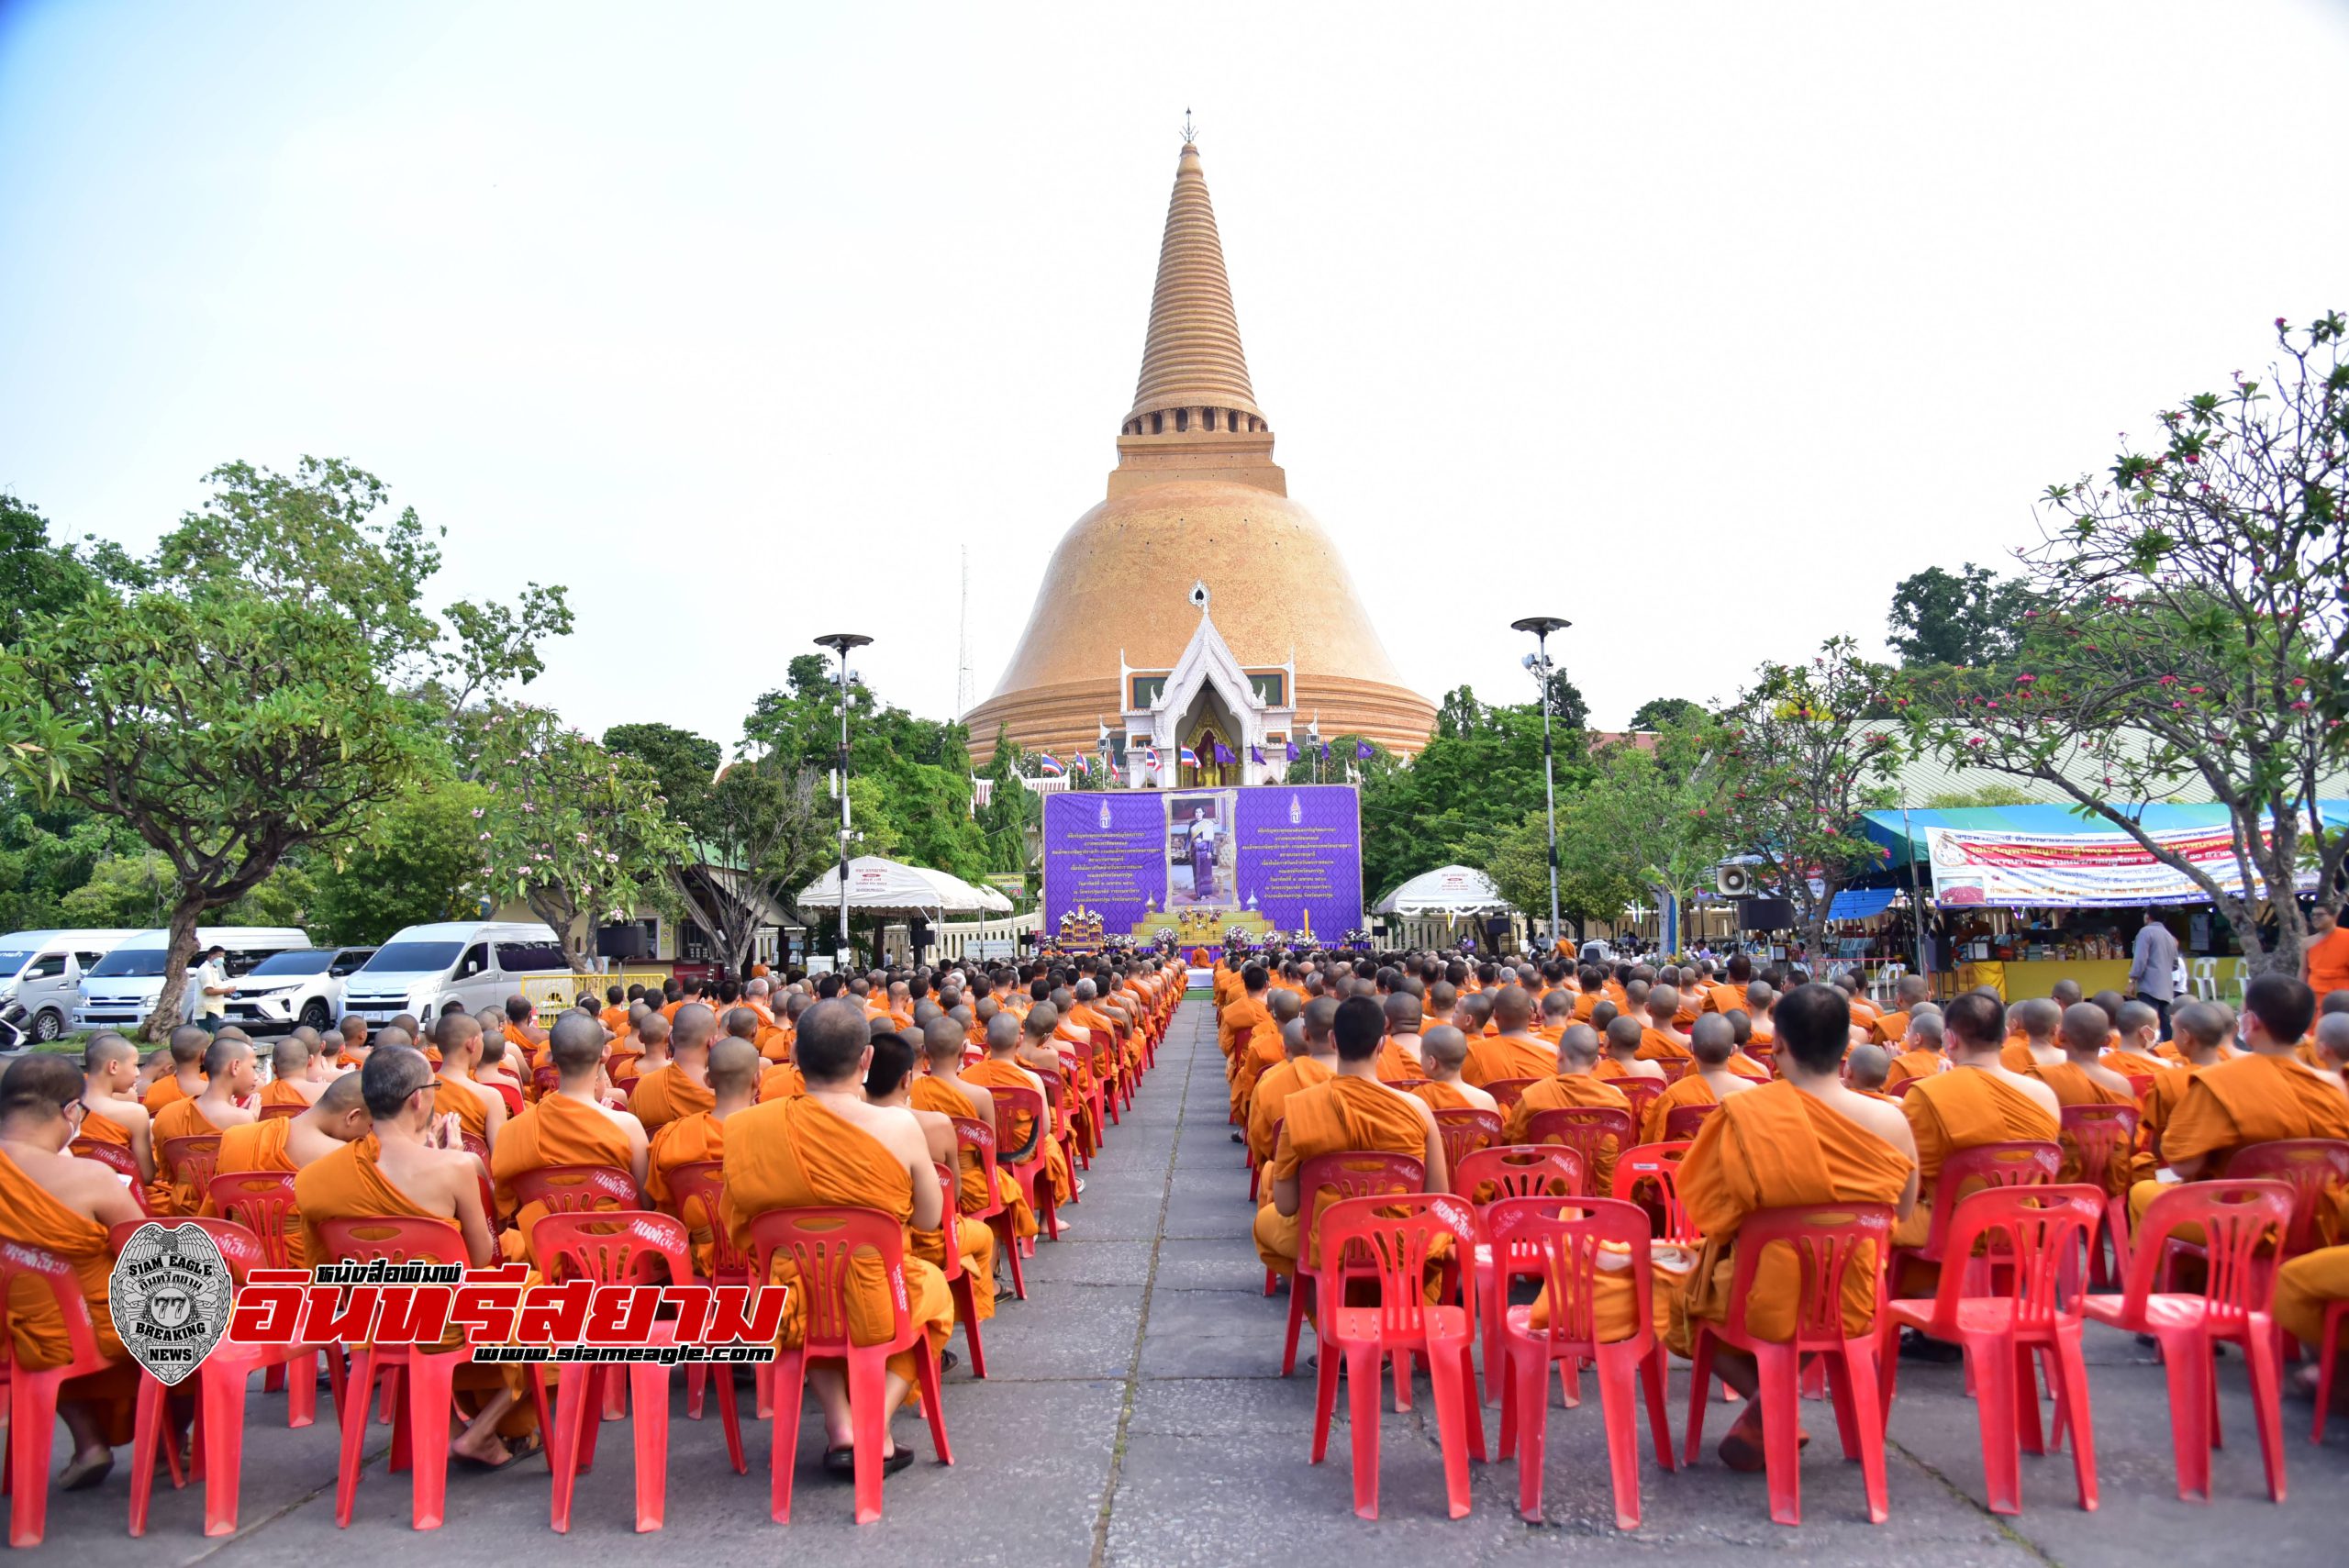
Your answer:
[965,141,1434,763]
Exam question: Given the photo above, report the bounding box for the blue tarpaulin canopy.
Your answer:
[1827,887,1897,921]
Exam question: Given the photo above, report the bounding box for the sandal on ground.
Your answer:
[883,1445,916,1475]
[454,1429,542,1473]
[821,1444,857,1477]
[60,1451,115,1492]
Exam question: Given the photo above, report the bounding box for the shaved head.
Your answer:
[83,1033,137,1073]
[202,1036,253,1080]
[1689,1013,1734,1065]
[549,1009,607,1075]
[921,1014,965,1064]
[169,1024,209,1067]
[708,1038,761,1096]
[1421,1025,1469,1073]
[672,1003,717,1053]
[2060,1003,2112,1055]
[1847,1043,1891,1091]
[1557,1023,1600,1067]
[271,1036,311,1078]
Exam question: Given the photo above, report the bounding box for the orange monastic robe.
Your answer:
[758,1061,806,1102]
[1702,983,1743,1017]
[2156,1053,2349,1178]
[1503,1073,1635,1193]
[489,1093,640,1262]
[2027,1061,2138,1194]
[1219,995,1272,1063]
[629,1063,716,1133]
[910,1075,1030,1240]
[1672,1080,1915,1353]
[1868,1008,1908,1047]
[1230,1019,1288,1119]
[145,1075,198,1113]
[1882,1047,1946,1093]
[1411,1080,1478,1113]
[1252,1075,1431,1277]
[433,1077,494,1143]
[206,1115,306,1261]
[1634,1028,1693,1065]
[720,1095,954,1385]
[1898,1070,2059,1248]
[754,1022,795,1063]
[1641,1072,1720,1145]
[151,1098,225,1215]
[1463,1033,1558,1088]
[1247,1057,1335,1169]
[599,1005,630,1036]
[259,1079,307,1111]
[0,1151,133,1441]
[2104,1051,2176,1097]
[645,1109,728,1269]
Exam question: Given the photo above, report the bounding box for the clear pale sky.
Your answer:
[5,2,2344,750]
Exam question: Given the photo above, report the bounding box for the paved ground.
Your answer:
[33,1003,2349,1565]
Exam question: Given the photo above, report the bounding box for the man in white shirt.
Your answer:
[189,945,233,1036]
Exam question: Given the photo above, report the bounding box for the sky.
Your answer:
[5,1,2346,751]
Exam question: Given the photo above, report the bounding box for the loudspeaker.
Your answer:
[596,923,650,960]
[1715,862,1755,897]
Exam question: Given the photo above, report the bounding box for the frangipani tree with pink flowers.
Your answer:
[1903,311,2349,975]
[475,706,688,971]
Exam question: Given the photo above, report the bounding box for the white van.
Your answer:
[226,945,378,1034]
[74,928,315,1032]
[0,929,140,1043]
[340,921,574,1024]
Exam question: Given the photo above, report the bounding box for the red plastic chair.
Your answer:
[536,1210,715,1532]
[1613,1075,1666,1129]
[0,1239,124,1546]
[1085,1029,1121,1127]
[1044,1064,1092,1171]
[930,1162,988,1379]
[1891,1077,1924,1099]
[1884,1186,2106,1516]
[505,1162,643,1252]
[1891,1140,2060,1283]
[1431,1106,1502,1173]
[1609,1140,1700,1244]
[311,1214,551,1531]
[1662,1101,1720,1142]
[1308,1193,1484,1520]
[1523,1106,1636,1194]
[1280,1151,1428,1378]
[1453,1145,1586,1405]
[1494,1197,1675,1528]
[743,1207,953,1526]
[2158,1140,2349,1294]
[984,1084,1061,1246]
[68,1137,154,1215]
[208,1170,345,1429]
[489,1079,527,1118]
[662,1160,760,1434]
[161,1133,221,1212]
[2081,1180,2294,1503]
[1483,1077,1538,1112]
[2304,1297,2349,1445]
[948,1114,1021,1302]
[2055,1105,2139,1287]
[1682,1203,1898,1526]
[259,1101,304,1121]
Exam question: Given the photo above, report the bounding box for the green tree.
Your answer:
[1903,312,2349,974]
[61,854,316,928]
[0,493,93,650]
[1920,784,2041,809]
[603,723,722,824]
[475,707,688,971]
[1627,696,1705,733]
[0,460,471,1039]
[1716,639,1904,962]
[1886,562,2039,668]
[1551,725,1731,940]
[0,788,142,932]
[309,779,490,944]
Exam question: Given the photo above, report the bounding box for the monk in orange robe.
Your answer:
[597,984,631,1039]
[1998,997,2065,1073]
[153,1035,261,1213]
[205,1072,374,1263]
[1898,993,2060,1251]
[1219,964,1274,1068]
[1502,1024,1635,1192]
[2275,1014,2349,1385]
[1250,1002,1341,1168]
[2104,997,2180,1096]
[1230,989,1300,1120]
[1375,994,1426,1083]
[332,1015,372,1071]
[1641,1015,1756,1143]
[2030,1002,2138,1190]
[647,1036,758,1270]
[1464,984,1559,1085]
[1880,1009,1949,1093]
[0,1055,146,1485]
[2132,975,2349,1224]
[1672,983,1917,1471]
[912,1017,1030,1239]
[631,1002,718,1132]
[490,1011,648,1263]
[1413,1026,1499,1115]
[722,999,954,1462]
[754,995,799,1063]
[143,1023,210,1113]
[1533,989,1575,1047]
[1702,954,1754,1017]
[1868,973,1930,1048]
[429,1012,507,1151]
[77,1033,157,1185]
[608,1006,660,1085]
[258,1036,319,1111]
[295,1047,532,1463]
[1635,985,1696,1066]
[965,1010,1074,1212]
[2134,998,2232,1178]
[1015,1003,1091,1192]
[864,1030,996,1327]
[1253,995,1445,1279]
[1844,1043,1901,1103]
[1595,1014,1667,1088]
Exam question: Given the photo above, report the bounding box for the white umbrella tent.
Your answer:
[797,855,1010,916]
[1375,865,1510,918]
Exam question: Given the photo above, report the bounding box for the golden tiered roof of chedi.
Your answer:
[965,140,1435,765]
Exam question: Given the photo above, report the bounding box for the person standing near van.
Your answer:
[2128,910,2179,1034]
[188,945,233,1036]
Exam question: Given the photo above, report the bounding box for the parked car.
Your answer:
[74,928,314,1033]
[226,945,377,1033]
[339,921,573,1024]
[0,929,139,1043]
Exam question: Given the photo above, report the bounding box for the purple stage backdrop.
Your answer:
[1043,784,1363,941]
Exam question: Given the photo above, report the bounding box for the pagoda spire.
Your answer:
[1122,137,1264,431]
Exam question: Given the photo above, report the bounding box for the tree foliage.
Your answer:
[1903,312,2349,973]
[1627,696,1705,734]
[309,778,490,944]
[1886,562,2040,668]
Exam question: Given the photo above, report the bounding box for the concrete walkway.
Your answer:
[35,1002,2349,1565]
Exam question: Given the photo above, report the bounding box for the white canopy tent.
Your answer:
[1374,864,1512,918]
[797,855,1012,917]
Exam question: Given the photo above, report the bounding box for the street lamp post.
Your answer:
[1511,617,1572,952]
[815,632,872,970]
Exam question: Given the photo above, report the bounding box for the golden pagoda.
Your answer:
[964,139,1435,765]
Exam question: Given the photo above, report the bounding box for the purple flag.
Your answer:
[1250,745,1265,765]
[1213,740,1234,765]
[1319,743,1330,762]
[1285,740,1299,762]
[1354,740,1374,761]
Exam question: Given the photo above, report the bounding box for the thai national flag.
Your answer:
[1142,747,1161,773]
[1071,753,1091,776]
[1037,754,1063,777]
[1178,746,1200,767]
